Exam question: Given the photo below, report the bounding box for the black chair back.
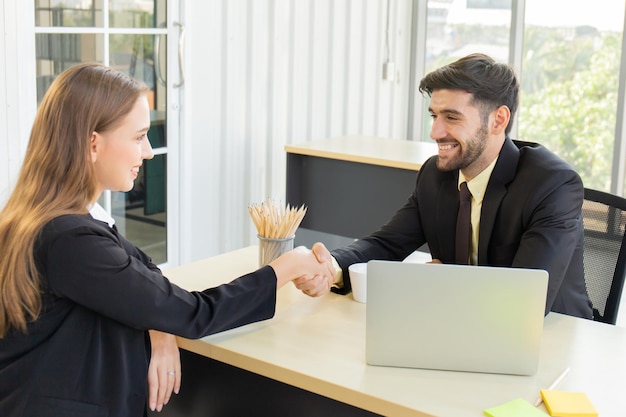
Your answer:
[582,188,626,324]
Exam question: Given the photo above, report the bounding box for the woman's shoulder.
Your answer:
[36,214,117,268]
[42,214,111,237]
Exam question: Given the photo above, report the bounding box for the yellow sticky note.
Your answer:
[484,398,548,417]
[540,390,598,417]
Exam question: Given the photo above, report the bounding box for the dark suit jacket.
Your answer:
[332,138,593,319]
[0,215,277,417]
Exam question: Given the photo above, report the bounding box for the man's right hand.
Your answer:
[293,242,336,297]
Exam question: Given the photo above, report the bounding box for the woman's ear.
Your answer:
[90,131,99,163]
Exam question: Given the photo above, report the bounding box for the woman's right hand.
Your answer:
[292,242,338,297]
[268,242,335,292]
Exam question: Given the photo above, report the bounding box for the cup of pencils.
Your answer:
[248,199,307,266]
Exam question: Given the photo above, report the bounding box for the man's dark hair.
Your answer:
[419,53,519,135]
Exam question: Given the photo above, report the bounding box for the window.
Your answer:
[35,0,170,264]
[425,0,511,71]
[518,0,625,193]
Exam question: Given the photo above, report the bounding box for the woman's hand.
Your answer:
[147,330,181,412]
[292,242,337,297]
[269,242,335,290]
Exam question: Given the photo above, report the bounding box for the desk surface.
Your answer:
[285,136,438,171]
[165,246,626,417]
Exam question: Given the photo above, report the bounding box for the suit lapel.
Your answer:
[478,138,520,264]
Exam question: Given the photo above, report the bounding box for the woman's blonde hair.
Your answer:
[0,63,149,336]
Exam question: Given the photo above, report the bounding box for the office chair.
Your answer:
[582,188,626,324]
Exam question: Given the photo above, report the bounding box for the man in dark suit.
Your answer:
[296,53,593,319]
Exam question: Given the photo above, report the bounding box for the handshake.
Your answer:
[267,242,337,297]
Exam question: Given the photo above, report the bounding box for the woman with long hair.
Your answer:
[0,63,334,416]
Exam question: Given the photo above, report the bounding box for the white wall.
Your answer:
[0,1,36,207]
[180,0,415,263]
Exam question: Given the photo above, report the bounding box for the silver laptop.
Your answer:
[365,261,548,376]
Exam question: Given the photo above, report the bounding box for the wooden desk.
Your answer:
[158,246,626,417]
[285,136,437,247]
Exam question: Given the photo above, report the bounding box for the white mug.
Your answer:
[348,262,368,303]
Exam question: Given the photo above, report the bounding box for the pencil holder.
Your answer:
[258,235,295,266]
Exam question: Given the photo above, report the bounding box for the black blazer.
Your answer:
[0,215,277,417]
[332,138,593,319]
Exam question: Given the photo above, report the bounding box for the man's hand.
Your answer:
[293,242,336,297]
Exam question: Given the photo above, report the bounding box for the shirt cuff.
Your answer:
[331,256,344,289]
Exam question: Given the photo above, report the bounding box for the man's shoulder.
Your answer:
[513,139,576,172]
[506,140,583,200]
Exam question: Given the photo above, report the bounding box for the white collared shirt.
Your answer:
[458,157,498,265]
[88,202,115,228]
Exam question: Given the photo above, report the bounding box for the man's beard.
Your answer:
[436,124,489,172]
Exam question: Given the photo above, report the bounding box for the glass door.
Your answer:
[34,0,175,265]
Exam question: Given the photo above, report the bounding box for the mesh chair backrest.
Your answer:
[582,188,626,324]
